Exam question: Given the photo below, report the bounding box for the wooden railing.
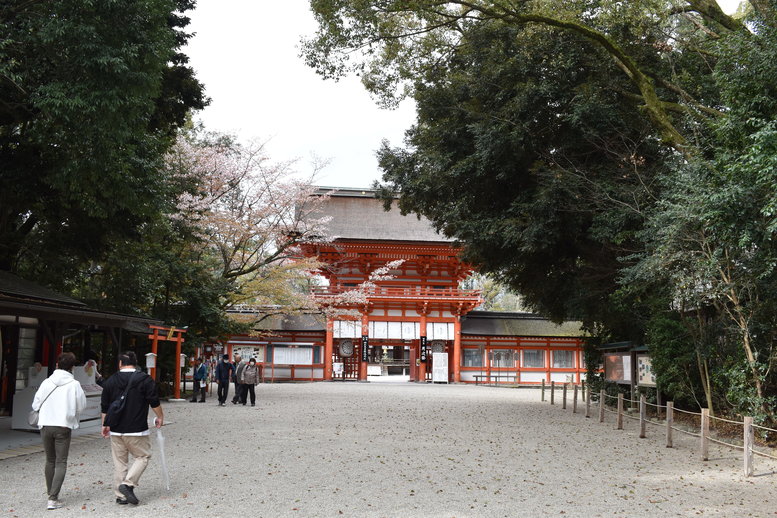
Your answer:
[264,363,325,383]
[541,382,777,478]
[311,285,481,300]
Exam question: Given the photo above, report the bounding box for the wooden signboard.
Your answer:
[432,352,448,383]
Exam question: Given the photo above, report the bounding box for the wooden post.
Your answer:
[173,330,183,400]
[550,380,555,405]
[656,388,663,420]
[360,313,369,381]
[617,393,624,430]
[149,328,159,381]
[701,408,709,461]
[452,317,462,383]
[324,319,334,381]
[743,416,753,477]
[666,401,674,448]
[581,382,585,401]
[573,384,578,414]
[419,312,428,383]
[562,383,567,410]
[541,379,545,402]
[639,394,646,438]
[630,350,637,412]
[418,347,427,382]
[599,389,605,423]
[585,386,591,418]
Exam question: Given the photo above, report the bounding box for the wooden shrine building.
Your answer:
[0,270,185,424]
[220,188,586,384]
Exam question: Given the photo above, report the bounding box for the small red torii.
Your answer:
[147,325,187,400]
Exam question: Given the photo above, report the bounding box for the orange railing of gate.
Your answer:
[311,285,481,300]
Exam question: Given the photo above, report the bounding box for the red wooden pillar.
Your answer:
[149,328,159,381]
[577,339,584,384]
[418,314,427,382]
[409,346,417,382]
[546,345,551,383]
[453,317,462,383]
[359,313,369,381]
[324,319,333,381]
[173,331,183,399]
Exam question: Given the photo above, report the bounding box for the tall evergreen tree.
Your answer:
[0,0,206,281]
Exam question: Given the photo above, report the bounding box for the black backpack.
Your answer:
[103,372,141,428]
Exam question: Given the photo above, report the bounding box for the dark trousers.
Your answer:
[217,380,229,403]
[232,383,245,403]
[41,426,72,500]
[190,381,206,402]
[240,384,255,405]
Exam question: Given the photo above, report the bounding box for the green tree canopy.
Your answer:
[0,0,207,280]
[305,1,777,419]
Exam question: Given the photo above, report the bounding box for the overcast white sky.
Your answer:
[184,1,743,189]
[184,1,415,189]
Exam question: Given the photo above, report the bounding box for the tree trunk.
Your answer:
[731,303,770,419]
[695,347,714,416]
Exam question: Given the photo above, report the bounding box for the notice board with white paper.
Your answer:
[432,352,449,383]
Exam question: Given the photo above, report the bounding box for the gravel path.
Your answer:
[1,382,776,517]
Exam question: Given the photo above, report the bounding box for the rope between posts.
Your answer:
[672,407,702,417]
[559,389,777,476]
[753,448,777,461]
[752,423,777,434]
[708,415,744,426]
[707,436,744,451]
[671,425,701,438]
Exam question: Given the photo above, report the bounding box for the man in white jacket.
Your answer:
[31,352,87,510]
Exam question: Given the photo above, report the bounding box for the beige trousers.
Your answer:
[110,435,152,497]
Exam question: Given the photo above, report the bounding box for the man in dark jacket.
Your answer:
[190,357,207,403]
[214,354,234,406]
[231,354,245,405]
[100,351,163,506]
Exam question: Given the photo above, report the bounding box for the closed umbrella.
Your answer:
[155,424,170,490]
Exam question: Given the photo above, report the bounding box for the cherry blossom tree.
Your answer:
[166,132,330,319]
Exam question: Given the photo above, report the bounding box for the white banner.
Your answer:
[427,322,453,340]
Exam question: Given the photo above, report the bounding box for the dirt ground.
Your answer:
[1,382,776,517]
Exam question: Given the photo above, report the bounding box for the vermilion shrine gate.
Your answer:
[215,188,585,384]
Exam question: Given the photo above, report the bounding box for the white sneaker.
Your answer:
[47,499,63,510]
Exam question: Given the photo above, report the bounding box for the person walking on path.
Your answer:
[190,358,207,403]
[214,354,234,406]
[32,352,87,510]
[100,351,164,506]
[231,354,245,405]
[239,358,260,406]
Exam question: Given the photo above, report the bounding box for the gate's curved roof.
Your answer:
[314,187,452,243]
